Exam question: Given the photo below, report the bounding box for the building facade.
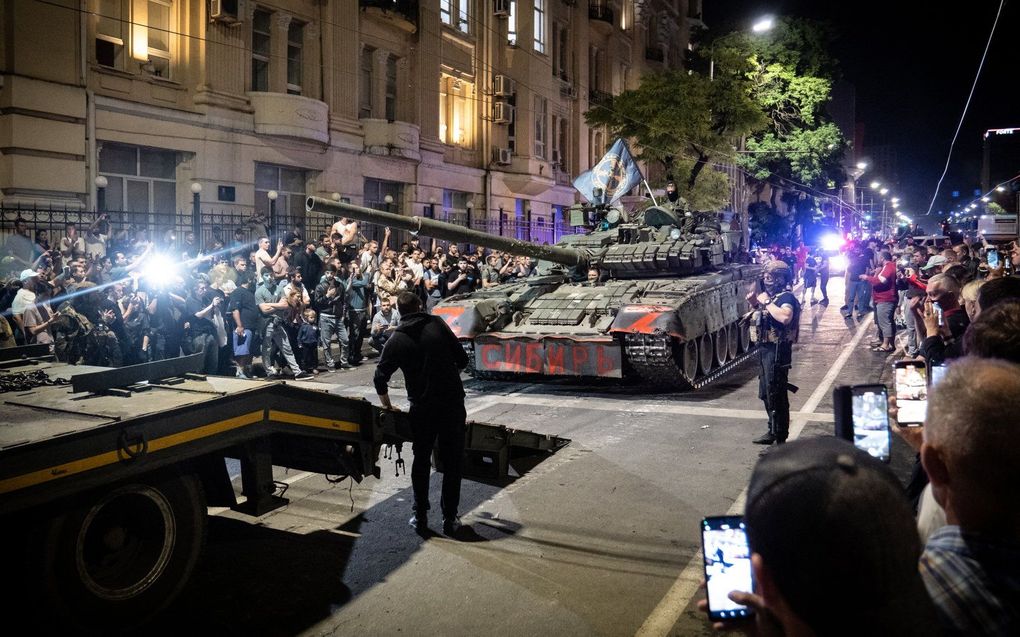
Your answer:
[1,0,697,243]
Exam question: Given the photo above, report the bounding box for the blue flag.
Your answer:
[572,138,644,204]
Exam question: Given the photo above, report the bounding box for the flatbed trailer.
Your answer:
[0,348,567,630]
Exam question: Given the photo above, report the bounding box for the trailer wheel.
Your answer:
[42,472,206,630]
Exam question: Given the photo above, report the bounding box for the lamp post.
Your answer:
[95,175,108,213]
[846,162,867,233]
[267,190,278,239]
[190,182,202,239]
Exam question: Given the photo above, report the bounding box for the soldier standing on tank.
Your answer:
[747,260,800,447]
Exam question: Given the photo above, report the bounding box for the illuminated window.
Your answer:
[439,75,474,147]
[441,0,469,33]
[533,0,546,53]
[287,22,303,95]
[251,10,271,91]
[534,96,547,159]
[147,1,172,78]
[507,1,517,45]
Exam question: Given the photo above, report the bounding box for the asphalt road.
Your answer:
[141,278,916,636]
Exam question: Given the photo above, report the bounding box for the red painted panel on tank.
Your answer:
[475,335,623,377]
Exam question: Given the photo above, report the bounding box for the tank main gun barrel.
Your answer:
[306,197,589,269]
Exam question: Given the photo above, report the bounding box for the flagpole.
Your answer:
[643,180,658,207]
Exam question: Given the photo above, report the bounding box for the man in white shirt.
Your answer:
[254,236,284,278]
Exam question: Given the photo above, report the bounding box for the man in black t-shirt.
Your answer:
[747,260,801,447]
[446,258,478,296]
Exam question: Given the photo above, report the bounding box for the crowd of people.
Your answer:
[708,228,1020,636]
[0,215,539,376]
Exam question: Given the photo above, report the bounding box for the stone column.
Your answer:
[303,21,321,100]
[415,1,441,140]
[271,13,292,94]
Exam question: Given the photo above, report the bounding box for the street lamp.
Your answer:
[267,190,278,238]
[190,182,202,238]
[95,175,108,213]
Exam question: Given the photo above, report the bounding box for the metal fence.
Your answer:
[1,204,582,260]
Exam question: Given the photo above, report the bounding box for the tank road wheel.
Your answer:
[726,324,739,361]
[42,472,207,631]
[680,339,699,380]
[713,329,728,368]
[738,321,752,353]
[698,333,714,375]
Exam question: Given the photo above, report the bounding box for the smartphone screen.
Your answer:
[702,516,755,621]
[987,249,999,269]
[895,362,928,425]
[930,362,948,388]
[851,386,890,462]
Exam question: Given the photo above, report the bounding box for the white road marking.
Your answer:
[634,312,874,637]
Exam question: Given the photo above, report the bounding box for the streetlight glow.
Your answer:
[880,188,889,195]
[856,161,868,170]
[870,181,880,189]
[752,17,775,32]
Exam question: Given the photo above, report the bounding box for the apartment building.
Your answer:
[0,0,698,241]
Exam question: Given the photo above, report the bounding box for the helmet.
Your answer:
[763,259,792,282]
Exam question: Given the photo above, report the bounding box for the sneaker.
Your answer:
[810,299,819,306]
[294,371,313,380]
[443,516,463,536]
[752,432,776,445]
[339,362,354,369]
[265,370,280,379]
[820,298,829,306]
[235,369,250,379]
[409,511,427,531]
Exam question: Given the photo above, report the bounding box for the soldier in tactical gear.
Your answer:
[747,259,800,446]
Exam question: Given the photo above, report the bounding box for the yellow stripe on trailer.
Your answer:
[268,410,361,433]
[0,410,265,495]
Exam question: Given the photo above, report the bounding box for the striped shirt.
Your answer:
[920,525,1020,636]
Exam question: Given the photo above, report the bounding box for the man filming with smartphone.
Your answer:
[746,260,800,447]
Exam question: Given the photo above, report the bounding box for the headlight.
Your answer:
[140,255,179,288]
[669,227,682,240]
[820,234,844,252]
[829,254,848,272]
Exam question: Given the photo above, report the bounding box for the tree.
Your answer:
[584,69,765,209]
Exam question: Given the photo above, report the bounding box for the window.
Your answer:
[98,143,178,217]
[552,23,569,80]
[439,75,474,147]
[441,0,469,33]
[287,22,303,95]
[95,0,124,69]
[251,10,271,91]
[147,1,171,77]
[255,163,308,225]
[553,115,568,170]
[385,55,398,122]
[534,96,547,160]
[364,179,405,243]
[360,46,374,118]
[533,0,546,54]
[507,1,517,45]
[507,94,517,153]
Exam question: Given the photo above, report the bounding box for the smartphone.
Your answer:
[930,361,949,388]
[701,516,755,621]
[932,301,943,326]
[850,385,891,462]
[894,361,928,425]
[987,249,999,269]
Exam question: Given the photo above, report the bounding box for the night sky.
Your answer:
[703,0,1017,227]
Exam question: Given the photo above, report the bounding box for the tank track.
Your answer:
[623,332,758,390]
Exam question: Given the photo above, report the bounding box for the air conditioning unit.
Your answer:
[494,0,510,17]
[209,0,241,24]
[492,101,514,124]
[492,74,515,97]
[493,147,513,165]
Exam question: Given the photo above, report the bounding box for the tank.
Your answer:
[306,196,762,389]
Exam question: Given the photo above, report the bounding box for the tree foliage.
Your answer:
[584,69,764,208]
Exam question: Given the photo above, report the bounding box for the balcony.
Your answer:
[588,3,614,35]
[362,118,421,160]
[588,89,612,107]
[248,92,329,143]
[360,0,418,33]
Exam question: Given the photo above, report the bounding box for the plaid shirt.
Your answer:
[920,526,1020,636]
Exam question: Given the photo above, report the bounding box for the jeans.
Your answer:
[191,332,219,375]
[843,279,870,317]
[347,309,367,363]
[409,402,466,519]
[319,313,349,368]
[262,318,301,374]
